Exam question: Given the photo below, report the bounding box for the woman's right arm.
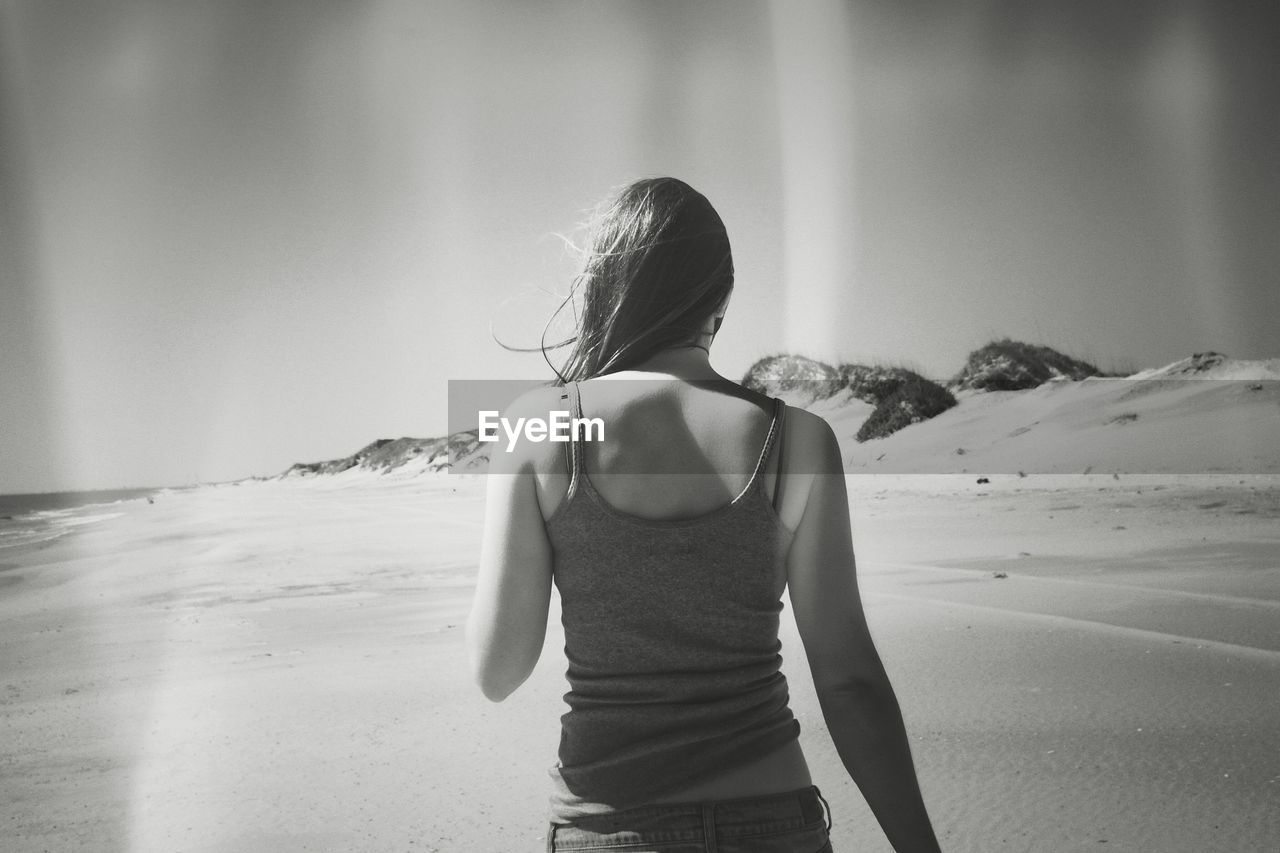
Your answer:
[784,411,943,852]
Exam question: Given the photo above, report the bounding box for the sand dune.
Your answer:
[2,472,1277,851]
[840,377,1280,475]
[260,353,1279,484]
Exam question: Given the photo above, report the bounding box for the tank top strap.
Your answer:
[772,398,786,512]
[564,380,585,490]
[744,396,784,493]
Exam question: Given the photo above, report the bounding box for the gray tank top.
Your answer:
[544,380,800,822]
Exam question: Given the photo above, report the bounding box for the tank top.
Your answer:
[544,380,801,822]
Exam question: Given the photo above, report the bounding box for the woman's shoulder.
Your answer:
[781,402,836,439]
[485,384,574,474]
[778,404,842,475]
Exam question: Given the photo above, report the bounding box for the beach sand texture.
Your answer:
[2,473,1278,852]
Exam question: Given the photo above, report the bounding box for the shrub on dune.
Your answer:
[837,363,928,405]
[856,376,957,442]
[952,339,1106,392]
[744,355,956,440]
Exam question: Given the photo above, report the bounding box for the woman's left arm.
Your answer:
[465,394,555,702]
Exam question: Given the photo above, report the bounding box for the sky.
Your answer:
[1,0,1277,494]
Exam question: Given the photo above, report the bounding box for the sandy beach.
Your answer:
[7,2,1279,849]
[2,472,1278,852]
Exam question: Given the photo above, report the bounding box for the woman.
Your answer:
[466,178,942,852]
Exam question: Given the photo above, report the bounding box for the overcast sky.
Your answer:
[2,0,1277,493]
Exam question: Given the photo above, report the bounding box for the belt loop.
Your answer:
[813,786,832,833]
[702,801,718,853]
[545,822,556,853]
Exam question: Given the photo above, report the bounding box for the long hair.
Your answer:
[544,178,734,384]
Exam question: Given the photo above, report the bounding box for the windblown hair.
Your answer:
[542,178,734,384]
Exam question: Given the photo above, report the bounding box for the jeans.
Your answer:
[546,786,833,852]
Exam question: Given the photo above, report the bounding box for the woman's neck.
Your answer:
[605,345,722,381]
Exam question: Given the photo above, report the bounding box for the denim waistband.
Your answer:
[547,785,831,851]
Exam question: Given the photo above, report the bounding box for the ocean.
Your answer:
[0,486,184,551]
